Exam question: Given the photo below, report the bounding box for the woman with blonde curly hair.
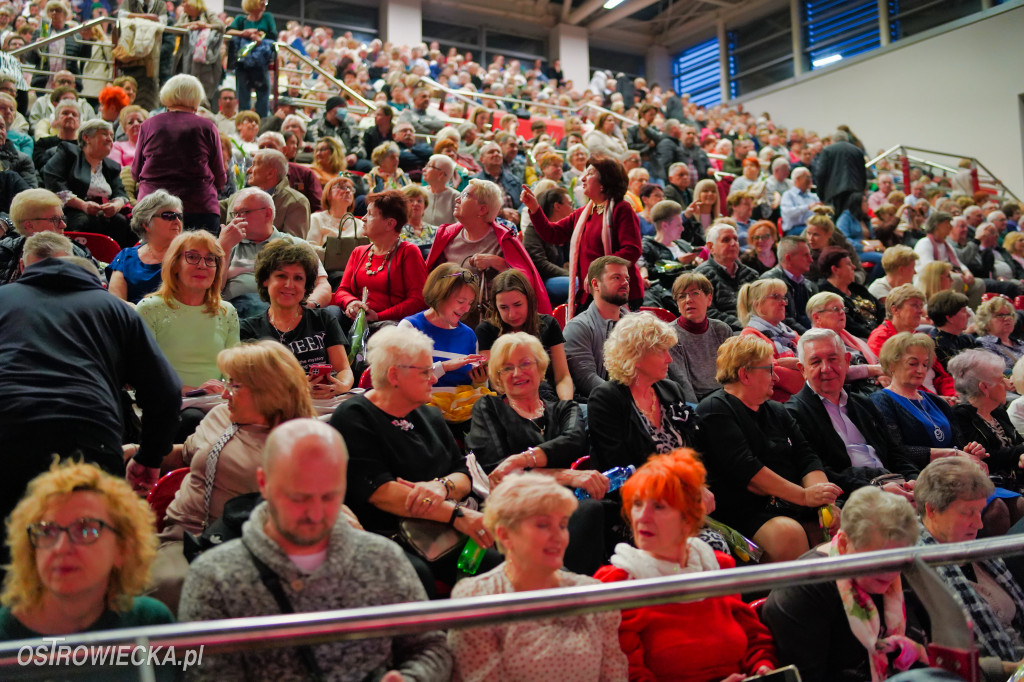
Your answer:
[588,312,700,471]
[0,461,173,638]
[696,334,840,562]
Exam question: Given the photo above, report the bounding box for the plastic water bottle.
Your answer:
[457,538,486,575]
[575,465,636,500]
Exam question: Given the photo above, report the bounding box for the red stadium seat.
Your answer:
[640,306,677,323]
[552,303,568,329]
[358,367,373,389]
[65,231,121,263]
[147,468,189,533]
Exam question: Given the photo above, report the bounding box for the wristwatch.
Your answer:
[448,502,465,525]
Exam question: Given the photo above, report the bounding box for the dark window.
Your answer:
[804,0,880,69]
[672,37,721,107]
[589,47,645,79]
[727,6,794,96]
[889,0,983,40]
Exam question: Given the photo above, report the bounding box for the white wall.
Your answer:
[737,3,1024,196]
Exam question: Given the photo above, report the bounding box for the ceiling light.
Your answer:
[603,0,626,8]
[812,54,843,67]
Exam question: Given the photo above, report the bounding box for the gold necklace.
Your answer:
[508,397,544,419]
[594,202,607,215]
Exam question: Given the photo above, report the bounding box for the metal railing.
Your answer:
[7,16,115,58]
[866,144,1019,202]
[0,533,1021,679]
[273,42,376,114]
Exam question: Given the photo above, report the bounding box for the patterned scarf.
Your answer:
[829,535,928,681]
[746,314,799,356]
[566,199,615,320]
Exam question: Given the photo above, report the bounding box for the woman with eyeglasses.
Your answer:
[307,136,347,187]
[737,279,804,402]
[240,239,354,399]
[696,335,841,563]
[739,220,779,275]
[149,340,313,612]
[137,230,238,404]
[307,175,363,260]
[107,190,182,304]
[975,296,1024,374]
[0,460,173,640]
[421,153,459,227]
[330,325,497,593]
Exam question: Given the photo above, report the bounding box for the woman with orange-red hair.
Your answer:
[594,449,778,682]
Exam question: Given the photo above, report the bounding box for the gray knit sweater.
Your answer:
[179,502,452,682]
[669,318,735,400]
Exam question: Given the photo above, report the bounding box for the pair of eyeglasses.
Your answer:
[750,233,774,241]
[397,364,433,379]
[746,364,776,374]
[818,306,845,314]
[498,359,537,376]
[30,215,65,228]
[183,251,219,267]
[230,207,263,218]
[27,517,117,549]
[675,290,706,301]
[445,271,478,283]
[765,293,788,303]
[159,211,183,222]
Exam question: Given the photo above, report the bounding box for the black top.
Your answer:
[41,142,128,205]
[785,384,920,494]
[240,308,347,371]
[951,403,1024,475]
[929,329,977,370]
[695,258,760,332]
[762,548,930,682]
[329,395,469,535]
[475,315,564,386]
[465,394,587,474]
[818,280,883,340]
[695,389,823,530]
[588,379,699,471]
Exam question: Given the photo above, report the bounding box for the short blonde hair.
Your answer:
[159,74,204,111]
[217,341,314,427]
[9,188,62,236]
[241,0,265,13]
[488,332,549,394]
[885,284,926,320]
[366,325,434,387]
[118,104,148,131]
[880,245,918,274]
[737,278,786,326]
[806,290,844,318]
[715,335,774,384]
[482,472,577,554]
[401,183,429,208]
[1003,231,1024,256]
[975,296,1015,336]
[2,461,156,613]
[235,110,260,128]
[878,332,934,375]
[603,313,678,385]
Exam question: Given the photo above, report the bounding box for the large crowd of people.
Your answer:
[1,1,1024,679]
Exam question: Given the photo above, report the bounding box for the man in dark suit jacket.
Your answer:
[813,130,866,213]
[786,329,918,498]
[759,235,817,333]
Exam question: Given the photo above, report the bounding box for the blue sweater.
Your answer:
[401,311,478,387]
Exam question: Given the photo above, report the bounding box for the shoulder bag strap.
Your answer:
[245,545,325,682]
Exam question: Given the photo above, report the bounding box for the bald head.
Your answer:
[262,418,348,477]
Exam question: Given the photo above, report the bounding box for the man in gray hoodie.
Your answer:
[179,419,452,681]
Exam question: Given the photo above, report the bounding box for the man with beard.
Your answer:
[563,255,631,397]
[180,419,451,681]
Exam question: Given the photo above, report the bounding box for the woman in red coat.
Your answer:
[522,155,643,319]
[595,449,777,682]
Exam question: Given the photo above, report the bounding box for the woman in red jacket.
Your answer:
[332,189,427,324]
[595,449,777,682]
[522,155,642,319]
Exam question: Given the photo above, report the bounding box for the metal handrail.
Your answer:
[8,17,114,57]
[0,533,1021,677]
[865,144,1019,202]
[273,42,376,113]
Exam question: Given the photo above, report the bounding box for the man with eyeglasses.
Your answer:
[786,329,918,501]
[0,187,100,284]
[214,88,240,137]
[0,228,181,550]
[760,235,817,333]
[225,148,310,240]
[219,186,330,317]
[180,419,451,681]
